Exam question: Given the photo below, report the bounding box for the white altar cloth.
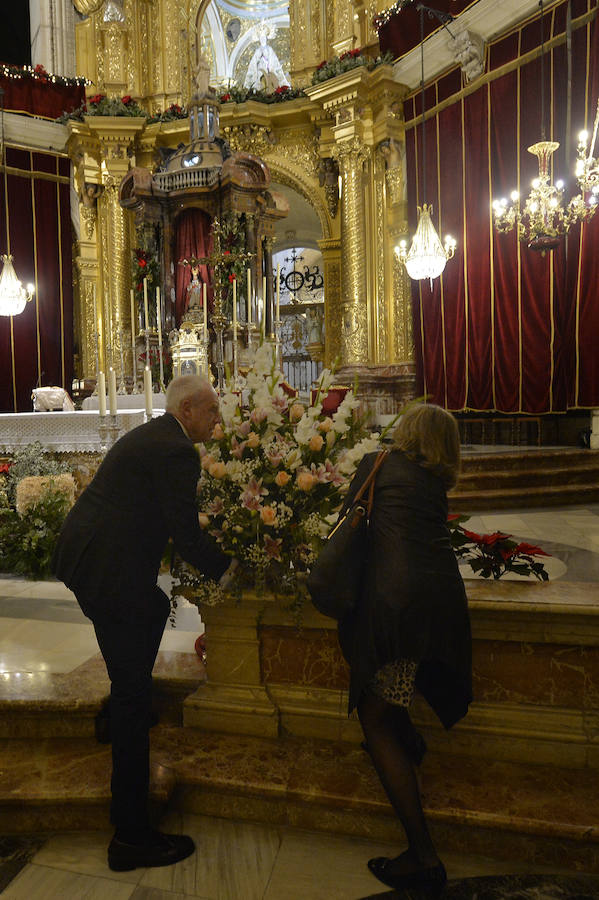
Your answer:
[0,410,152,453]
[82,393,166,410]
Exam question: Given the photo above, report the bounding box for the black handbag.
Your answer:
[307,451,388,620]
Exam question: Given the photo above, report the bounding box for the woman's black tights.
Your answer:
[357,689,439,870]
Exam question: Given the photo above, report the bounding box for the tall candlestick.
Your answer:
[143,278,149,331]
[203,282,208,344]
[156,286,162,345]
[98,370,107,417]
[108,367,117,416]
[144,366,153,418]
[276,263,280,321]
[262,275,267,338]
[246,268,252,323]
[232,278,237,333]
[130,289,136,342]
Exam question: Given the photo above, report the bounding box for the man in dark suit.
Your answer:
[53,375,234,871]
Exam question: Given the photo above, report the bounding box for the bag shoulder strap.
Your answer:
[353,450,388,509]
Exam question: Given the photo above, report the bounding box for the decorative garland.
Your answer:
[311,49,394,84]
[219,84,307,105]
[373,0,416,32]
[0,62,90,87]
[146,103,188,125]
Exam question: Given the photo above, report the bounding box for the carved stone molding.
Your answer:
[447,23,485,83]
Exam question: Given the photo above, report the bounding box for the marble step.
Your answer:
[1,726,596,873]
[456,463,599,490]
[449,481,599,512]
[0,652,205,739]
[459,449,599,474]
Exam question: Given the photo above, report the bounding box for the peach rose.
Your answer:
[201,453,215,470]
[274,470,290,487]
[198,513,210,529]
[246,431,261,449]
[326,430,336,448]
[289,402,305,422]
[260,505,277,526]
[318,417,333,433]
[208,461,227,479]
[309,433,324,452]
[297,471,316,491]
[212,422,225,440]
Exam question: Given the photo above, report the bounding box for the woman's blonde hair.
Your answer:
[392,403,461,489]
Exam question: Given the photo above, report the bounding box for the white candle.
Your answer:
[232,277,237,335]
[203,282,208,344]
[262,275,267,338]
[144,366,153,418]
[276,263,280,321]
[108,367,117,416]
[246,268,252,323]
[98,370,107,417]
[130,289,136,348]
[143,278,149,331]
[156,286,162,345]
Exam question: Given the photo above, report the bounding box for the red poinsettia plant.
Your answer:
[447,514,550,581]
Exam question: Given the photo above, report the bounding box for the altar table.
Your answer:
[0,410,153,453]
[82,394,166,411]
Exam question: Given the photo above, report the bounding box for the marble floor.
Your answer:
[1,503,599,897]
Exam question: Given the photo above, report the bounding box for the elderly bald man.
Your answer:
[53,375,236,871]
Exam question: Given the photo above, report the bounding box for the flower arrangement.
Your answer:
[56,93,148,123]
[171,344,383,613]
[132,247,160,327]
[447,514,550,581]
[219,84,306,105]
[311,49,394,85]
[0,445,75,580]
[146,103,188,125]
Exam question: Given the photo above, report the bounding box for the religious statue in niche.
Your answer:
[318,157,339,218]
[306,306,324,344]
[185,265,203,313]
[243,19,290,93]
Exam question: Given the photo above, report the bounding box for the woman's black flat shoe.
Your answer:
[367,856,447,894]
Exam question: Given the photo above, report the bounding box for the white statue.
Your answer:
[103,0,125,23]
[244,20,290,93]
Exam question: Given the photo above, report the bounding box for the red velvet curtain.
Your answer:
[0,150,73,412]
[174,208,213,326]
[0,73,85,119]
[407,0,599,412]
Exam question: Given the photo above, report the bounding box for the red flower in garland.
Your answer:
[0,463,11,474]
[88,93,105,105]
[228,273,236,283]
[220,92,232,102]
[121,95,133,105]
[275,85,289,94]
[317,60,327,70]
[138,258,147,268]
[223,250,231,255]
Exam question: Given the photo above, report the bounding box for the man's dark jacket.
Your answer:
[53,412,229,623]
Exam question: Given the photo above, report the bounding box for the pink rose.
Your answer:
[260,506,277,526]
[297,471,316,491]
[309,433,324,452]
[198,513,210,528]
[275,470,290,487]
[208,461,227,479]
[201,453,215,470]
[212,423,224,440]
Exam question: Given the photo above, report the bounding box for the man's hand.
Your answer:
[219,558,239,589]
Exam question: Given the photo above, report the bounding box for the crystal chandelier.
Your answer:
[395,5,456,287]
[492,3,598,253]
[0,88,34,316]
[0,255,34,317]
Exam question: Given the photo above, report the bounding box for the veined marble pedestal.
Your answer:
[185,581,599,770]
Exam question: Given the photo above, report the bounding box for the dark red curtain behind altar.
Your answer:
[0,149,73,412]
[405,0,599,412]
[174,208,213,326]
[0,72,85,119]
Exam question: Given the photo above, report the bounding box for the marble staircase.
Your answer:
[450,448,599,511]
[1,580,598,875]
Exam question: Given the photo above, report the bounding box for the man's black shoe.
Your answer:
[108,830,195,871]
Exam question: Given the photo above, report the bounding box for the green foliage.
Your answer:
[219,85,306,105]
[311,49,394,85]
[0,486,71,580]
[4,443,70,507]
[146,103,188,125]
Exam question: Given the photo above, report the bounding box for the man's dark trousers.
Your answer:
[92,587,169,829]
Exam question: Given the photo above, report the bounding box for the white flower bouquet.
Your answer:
[172,344,383,610]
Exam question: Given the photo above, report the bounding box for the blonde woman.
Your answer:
[338,403,472,894]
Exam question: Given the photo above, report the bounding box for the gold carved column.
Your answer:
[332,138,371,367]
[318,238,342,367]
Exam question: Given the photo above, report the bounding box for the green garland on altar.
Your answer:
[0,62,90,88]
[373,0,416,31]
[311,49,394,85]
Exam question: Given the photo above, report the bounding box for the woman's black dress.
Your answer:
[337,450,472,729]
